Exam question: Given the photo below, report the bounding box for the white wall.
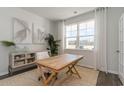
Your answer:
[0,8,55,75]
[107,7,124,74]
[65,11,95,25]
[64,49,95,68]
[50,21,58,40]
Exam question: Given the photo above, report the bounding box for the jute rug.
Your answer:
[0,66,99,86]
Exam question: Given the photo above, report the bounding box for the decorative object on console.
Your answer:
[45,34,61,56]
[13,18,32,44]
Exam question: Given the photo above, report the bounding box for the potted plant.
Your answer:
[45,34,61,56]
[0,40,16,52]
[0,40,15,47]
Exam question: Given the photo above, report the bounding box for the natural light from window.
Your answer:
[65,19,95,50]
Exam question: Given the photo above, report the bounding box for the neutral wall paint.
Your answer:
[65,11,95,25]
[50,21,58,40]
[0,8,55,75]
[64,49,95,68]
[107,7,124,74]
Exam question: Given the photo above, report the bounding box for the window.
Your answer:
[65,24,77,49]
[65,20,95,50]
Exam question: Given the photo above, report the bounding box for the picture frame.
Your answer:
[32,23,47,44]
[13,17,32,44]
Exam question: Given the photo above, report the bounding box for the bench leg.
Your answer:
[43,71,58,86]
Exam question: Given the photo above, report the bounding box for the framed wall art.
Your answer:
[32,23,47,44]
[13,18,32,44]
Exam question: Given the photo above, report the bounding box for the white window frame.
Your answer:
[64,19,95,51]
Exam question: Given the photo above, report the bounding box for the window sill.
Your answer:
[64,48,94,51]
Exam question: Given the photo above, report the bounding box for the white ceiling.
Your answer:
[22,7,95,21]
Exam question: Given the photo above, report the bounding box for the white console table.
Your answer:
[9,51,37,75]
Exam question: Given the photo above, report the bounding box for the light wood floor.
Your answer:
[0,66,123,86]
[0,66,99,86]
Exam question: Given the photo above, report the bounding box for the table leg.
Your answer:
[66,63,81,79]
[66,66,75,74]
[66,63,76,74]
[73,66,81,79]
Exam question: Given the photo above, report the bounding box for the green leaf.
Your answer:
[0,41,15,47]
[45,34,61,56]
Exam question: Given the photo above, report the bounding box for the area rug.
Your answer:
[0,66,99,86]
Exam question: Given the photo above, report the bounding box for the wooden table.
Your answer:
[35,54,84,85]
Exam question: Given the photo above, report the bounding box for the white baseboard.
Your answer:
[78,64,118,75]
[119,74,124,85]
[108,70,118,74]
[0,71,8,76]
[77,64,95,69]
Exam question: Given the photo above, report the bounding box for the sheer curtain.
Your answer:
[94,8,108,72]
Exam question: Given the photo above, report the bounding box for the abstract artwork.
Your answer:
[32,23,47,44]
[13,18,32,44]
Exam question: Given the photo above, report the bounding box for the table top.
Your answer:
[36,54,84,72]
